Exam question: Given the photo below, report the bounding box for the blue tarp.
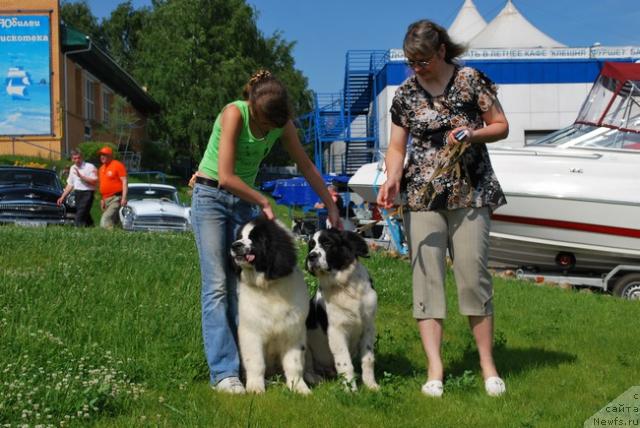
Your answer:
[261,175,350,209]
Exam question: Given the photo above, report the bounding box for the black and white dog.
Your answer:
[305,229,379,391]
[231,218,311,395]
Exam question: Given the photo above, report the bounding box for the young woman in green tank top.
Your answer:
[191,70,340,394]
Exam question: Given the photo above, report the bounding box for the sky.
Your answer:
[86,0,640,93]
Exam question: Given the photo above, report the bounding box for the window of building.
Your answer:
[74,66,83,115]
[84,123,92,140]
[84,74,95,122]
[524,130,557,146]
[102,88,112,125]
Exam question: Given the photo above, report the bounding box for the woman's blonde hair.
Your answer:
[403,20,466,63]
[242,70,292,127]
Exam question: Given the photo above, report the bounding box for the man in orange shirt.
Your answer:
[97,146,128,228]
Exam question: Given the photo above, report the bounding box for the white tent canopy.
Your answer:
[467,0,565,48]
[448,0,487,45]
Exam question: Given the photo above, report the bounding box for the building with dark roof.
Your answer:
[0,0,159,160]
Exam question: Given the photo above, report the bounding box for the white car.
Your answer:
[119,183,191,232]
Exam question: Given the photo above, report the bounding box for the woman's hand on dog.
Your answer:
[327,207,343,230]
[260,199,275,220]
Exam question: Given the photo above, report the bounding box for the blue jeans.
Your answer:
[191,183,258,385]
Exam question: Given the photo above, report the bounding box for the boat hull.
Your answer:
[348,148,640,274]
[348,161,391,204]
[488,147,640,273]
[490,194,640,273]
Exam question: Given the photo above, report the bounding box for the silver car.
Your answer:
[119,183,190,232]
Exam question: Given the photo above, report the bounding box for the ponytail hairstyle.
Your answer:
[242,70,292,128]
[403,20,466,63]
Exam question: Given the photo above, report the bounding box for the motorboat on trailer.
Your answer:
[488,62,640,275]
[348,62,640,297]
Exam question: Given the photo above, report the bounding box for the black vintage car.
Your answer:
[0,166,75,226]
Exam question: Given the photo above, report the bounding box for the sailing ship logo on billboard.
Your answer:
[6,66,32,99]
[0,15,51,136]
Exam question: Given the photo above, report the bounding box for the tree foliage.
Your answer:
[60,0,102,42]
[100,1,151,71]
[101,95,140,152]
[60,0,313,167]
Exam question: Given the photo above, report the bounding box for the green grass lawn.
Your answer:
[1,226,638,427]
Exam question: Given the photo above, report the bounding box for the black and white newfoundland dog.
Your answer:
[305,229,379,391]
[231,217,311,395]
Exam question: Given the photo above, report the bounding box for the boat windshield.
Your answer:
[533,64,640,151]
[530,124,640,151]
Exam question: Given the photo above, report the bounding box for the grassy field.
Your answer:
[1,225,638,428]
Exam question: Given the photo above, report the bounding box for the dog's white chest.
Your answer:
[238,269,308,333]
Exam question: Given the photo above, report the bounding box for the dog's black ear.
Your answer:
[264,221,297,280]
[342,231,369,258]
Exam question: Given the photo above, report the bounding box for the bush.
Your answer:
[0,155,68,172]
[77,142,119,164]
[169,154,194,179]
[140,140,174,172]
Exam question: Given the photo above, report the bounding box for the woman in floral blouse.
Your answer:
[377,20,509,398]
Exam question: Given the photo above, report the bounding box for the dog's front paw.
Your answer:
[342,379,357,392]
[289,378,312,395]
[364,380,380,391]
[245,378,266,394]
[295,383,312,395]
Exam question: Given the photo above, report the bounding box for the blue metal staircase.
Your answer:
[300,50,388,175]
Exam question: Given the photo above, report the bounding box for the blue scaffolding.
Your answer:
[299,50,388,175]
[294,51,408,255]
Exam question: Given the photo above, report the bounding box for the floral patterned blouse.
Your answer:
[390,66,507,212]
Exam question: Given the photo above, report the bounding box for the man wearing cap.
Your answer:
[57,149,98,226]
[97,146,128,228]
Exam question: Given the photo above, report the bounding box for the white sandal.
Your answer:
[484,376,506,397]
[421,380,444,397]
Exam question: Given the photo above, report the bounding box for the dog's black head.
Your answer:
[306,229,369,274]
[231,218,297,280]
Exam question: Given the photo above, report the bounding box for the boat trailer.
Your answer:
[514,264,640,300]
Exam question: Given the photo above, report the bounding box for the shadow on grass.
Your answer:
[376,351,422,377]
[447,346,577,378]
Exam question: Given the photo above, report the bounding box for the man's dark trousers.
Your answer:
[74,190,95,227]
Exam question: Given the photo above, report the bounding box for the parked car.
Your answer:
[0,166,75,226]
[119,183,191,232]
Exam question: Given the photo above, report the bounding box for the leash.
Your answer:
[371,162,408,255]
[419,139,470,204]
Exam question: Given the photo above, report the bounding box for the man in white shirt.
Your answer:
[57,149,98,226]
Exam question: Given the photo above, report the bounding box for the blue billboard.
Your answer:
[0,15,52,136]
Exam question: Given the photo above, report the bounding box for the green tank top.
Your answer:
[198,100,284,187]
